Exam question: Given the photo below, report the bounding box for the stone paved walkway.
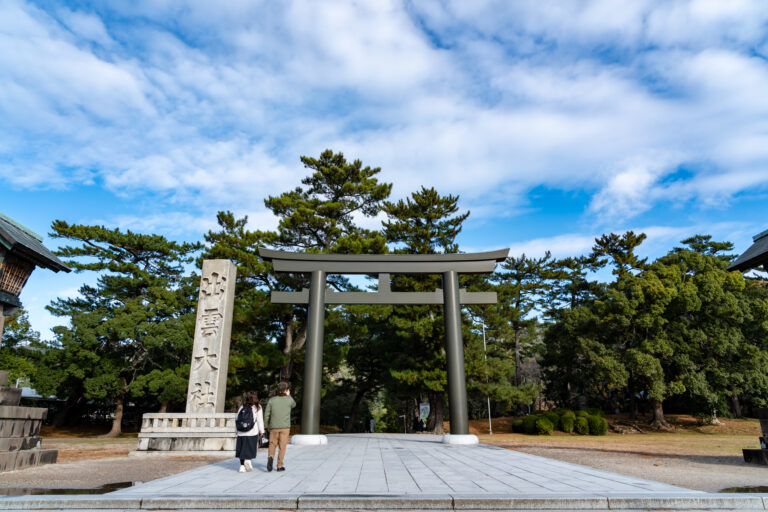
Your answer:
[113,434,692,497]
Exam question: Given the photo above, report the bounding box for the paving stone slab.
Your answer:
[113,435,691,498]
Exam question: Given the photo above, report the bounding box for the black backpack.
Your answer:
[236,405,255,432]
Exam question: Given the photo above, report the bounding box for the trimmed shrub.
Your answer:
[523,414,539,434]
[535,417,554,435]
[544,411,560,428]
[560,415,574,433]
[588,415,608,435]
[575,410,589,418]
[586,407,604,417]
[574,417,589,435]
[511,419,524,433]
[558,408,576,418]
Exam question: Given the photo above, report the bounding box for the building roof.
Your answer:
[728,229,768,272]
[0,213,70,272]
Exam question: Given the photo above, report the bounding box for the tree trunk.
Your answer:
[343,389,367,433]
[428,393,445,435]
[628,377,638,419]
[280,323,306,382]
[279,359,294,383]
[158,400,170,413]
[103,392,125,438]
[514,330,521,386]
[730,390,742,418]
[649,398,669,428]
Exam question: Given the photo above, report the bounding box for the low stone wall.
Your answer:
[0,371,57,472]
[135,412,236,455]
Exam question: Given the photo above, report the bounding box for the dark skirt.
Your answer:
[235,435,258,460]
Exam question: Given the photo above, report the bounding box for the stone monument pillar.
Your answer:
[133,260,238,456]
[185,260,236,414]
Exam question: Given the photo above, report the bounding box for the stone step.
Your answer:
[0,493,767,510]
[0,448,57,472]
[0,435,40,451]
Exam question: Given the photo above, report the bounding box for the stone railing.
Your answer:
[140,413,236,433]
[135,412,238,454]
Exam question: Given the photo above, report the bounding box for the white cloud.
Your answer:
[508,234,596,259]
[2,0,768,231]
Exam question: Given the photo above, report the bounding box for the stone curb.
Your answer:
[141,494,299,510]
[0,496,141,509]
[297,494,452,509]
[1,494,767,510]
[607,494,766,509]
[453,494,608,510]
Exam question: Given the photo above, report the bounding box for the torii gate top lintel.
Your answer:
[259,248,509,274]
[259,248,510,305]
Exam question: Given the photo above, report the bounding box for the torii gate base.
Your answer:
[260,249,509,446]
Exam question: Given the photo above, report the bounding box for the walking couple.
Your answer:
[235,382,296,473]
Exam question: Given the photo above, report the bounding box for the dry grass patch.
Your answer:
[470,415,762,458]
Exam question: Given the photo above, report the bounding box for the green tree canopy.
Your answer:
[38,222,199,435]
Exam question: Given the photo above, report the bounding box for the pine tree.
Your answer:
[263,149,391,253]
[39,222,199,435]
[381,187,469,434]
[493,254,552,386]
[591,231,648,277]
[0,307,41,385]
[205,151,392,389]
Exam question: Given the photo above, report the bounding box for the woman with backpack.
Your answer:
[235,390,265,473]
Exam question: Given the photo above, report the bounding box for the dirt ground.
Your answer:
[3,417,768,493]
[1,437,225,492]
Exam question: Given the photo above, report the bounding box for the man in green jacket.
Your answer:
[264,381,296,472]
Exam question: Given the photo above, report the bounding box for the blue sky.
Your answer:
[2,0,768,336]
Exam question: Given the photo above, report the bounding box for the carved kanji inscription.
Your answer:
[185,260,237,414]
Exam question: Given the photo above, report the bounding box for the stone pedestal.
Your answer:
[0,371,58,472]
[134,261,238,456]
[291,434,328,446]
[442,434,479,445]
[132,412,236,456]
[743,408,768,465]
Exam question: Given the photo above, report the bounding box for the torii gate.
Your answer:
[259,248,509,445]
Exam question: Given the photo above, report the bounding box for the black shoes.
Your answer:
[277,467,285,472]
[267,456,273,472]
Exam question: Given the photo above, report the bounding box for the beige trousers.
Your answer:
[267,428,290,468]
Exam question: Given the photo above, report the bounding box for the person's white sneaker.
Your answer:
[244,460,252,471]
[239,465,246,473]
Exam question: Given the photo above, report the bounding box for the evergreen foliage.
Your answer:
[0,307,41,384]
[37,222,200,434]
[535,417,554,435]
[588,415,608,435]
